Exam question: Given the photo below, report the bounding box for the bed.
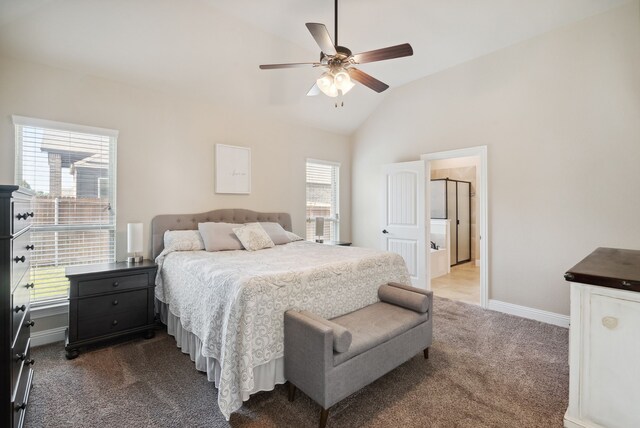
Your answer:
[151,209,411,419]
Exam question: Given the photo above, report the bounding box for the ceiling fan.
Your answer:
[259,0,413,99]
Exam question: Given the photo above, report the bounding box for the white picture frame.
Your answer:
[215,144,251,194]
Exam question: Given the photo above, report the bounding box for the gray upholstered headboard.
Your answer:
[151,209,292,259]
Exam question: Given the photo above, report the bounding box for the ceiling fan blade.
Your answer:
[348,68,389,93]
[259,62,318,70]
[352,43,413,64]
[305,23,337,56]
[307,83,321,96]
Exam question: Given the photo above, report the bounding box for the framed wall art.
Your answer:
[215,144,251,194]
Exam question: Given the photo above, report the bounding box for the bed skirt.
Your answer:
[156,299,286,404]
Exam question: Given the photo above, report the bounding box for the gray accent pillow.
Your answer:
[233,223,275,251]
[285,231,304,242]
[378,283,429,313]
[198,222,244,251]
[300,310,352,353]
[259,222,291,245]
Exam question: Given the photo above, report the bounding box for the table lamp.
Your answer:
[127,223,143,263]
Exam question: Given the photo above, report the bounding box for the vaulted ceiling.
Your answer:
[0,0,630,135]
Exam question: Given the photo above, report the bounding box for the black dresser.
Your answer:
[0,185,35,428]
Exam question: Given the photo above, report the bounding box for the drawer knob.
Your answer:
[25,320,35,328]
[621,280,632,287]
[14,255,26,263]
[26,358,35,366]
[26,283,35,289]
[28,211,34,218]
[14,304,26,313]
[112,281,119,287]
[15,402,26,411]
[112,300,119,306]
[26,244,35,250]
[602,316,618,329]
[16,212,28,220]
[112,320,118,326]
[15,353,26,362]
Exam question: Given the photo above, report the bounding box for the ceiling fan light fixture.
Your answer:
[333,69,351,90]
[317,72,339,97]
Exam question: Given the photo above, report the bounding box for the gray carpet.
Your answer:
[25,297,569,427]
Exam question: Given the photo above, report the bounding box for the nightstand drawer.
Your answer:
[12,200,33,235]
[78,289,147,322]
[77,308,148,340]
[11,231,32,291]
[78,272,149,297]
[12,362,33,428]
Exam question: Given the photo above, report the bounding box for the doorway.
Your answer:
[422,146,488,308]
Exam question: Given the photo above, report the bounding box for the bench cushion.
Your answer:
[331,302,429,366]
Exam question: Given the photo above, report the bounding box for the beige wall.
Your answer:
[352,2,640,316]
[0,56,352,262]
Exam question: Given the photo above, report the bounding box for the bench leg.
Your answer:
[288,382,296,402]
[424,348,429,359]
[319,408,329,428]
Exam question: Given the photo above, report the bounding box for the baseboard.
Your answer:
[31,326,67,347]
[488,299,570,328]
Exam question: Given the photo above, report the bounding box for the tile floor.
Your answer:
[431,261,480,305]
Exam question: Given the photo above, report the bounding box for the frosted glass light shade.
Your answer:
[333,70,350,90]
[317,73,339,98]
[127,223,143,253]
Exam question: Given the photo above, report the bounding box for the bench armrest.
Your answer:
[379,283,433,313]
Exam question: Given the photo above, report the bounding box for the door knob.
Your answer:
[382,229,389,234]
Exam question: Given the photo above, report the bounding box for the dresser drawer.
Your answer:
[78,289,148,322]
[11,281,31,348]
[12,360,33,428]
[12,200,33,235]
[11,231,32,291]
[77,306,148,340]
[11,331,30,400]
[78,272,149,297]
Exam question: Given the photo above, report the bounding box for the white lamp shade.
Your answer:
[127,223,143,253]
[315,217,325,237]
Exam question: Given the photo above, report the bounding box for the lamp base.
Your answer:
[315,238,324,243]
[127,255,143,264]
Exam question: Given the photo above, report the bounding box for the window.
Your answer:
[13,116,118,305]
[306,159,340,241]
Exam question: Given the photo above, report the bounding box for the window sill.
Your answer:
[31,301,69,319]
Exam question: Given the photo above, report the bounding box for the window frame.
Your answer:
[13,115,118,308]
[305,158,340,241]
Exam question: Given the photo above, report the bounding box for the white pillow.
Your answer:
[198,222,244,251]
[233,223,275,251]
[163,230,205,252]
[259,222,291,245]
[285,231,304,242]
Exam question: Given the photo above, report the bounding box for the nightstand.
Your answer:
[319,240,352,246]
[64,260,157,359]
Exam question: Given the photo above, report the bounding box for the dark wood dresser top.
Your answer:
[565,247,640,293]
[65,260,157,278]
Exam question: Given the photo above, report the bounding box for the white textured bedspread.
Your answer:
[155,241,410,419]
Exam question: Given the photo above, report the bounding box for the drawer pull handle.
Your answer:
[15,353,26,362]
[26,244,35,250]
[16,213,29,220]
[113,281,119,287]
[602,316,618,329]
[28,212,34,218]
[15,402,26,411]
[26,283,35,289]
[112,320,118,326]
[112,300,119,306]
[14,305,26,313]
[25,320,35,328]
[26,358,35,366]
[14,255,26,263]
[621,280,632,287]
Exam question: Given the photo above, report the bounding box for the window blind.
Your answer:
[13,116,118,305]
[306,159,339,241]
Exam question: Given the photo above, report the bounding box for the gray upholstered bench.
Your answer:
[284,282,433,428]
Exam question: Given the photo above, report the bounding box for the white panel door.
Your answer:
[381,161,426,289]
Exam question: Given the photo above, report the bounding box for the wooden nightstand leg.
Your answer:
[65,348,80,360]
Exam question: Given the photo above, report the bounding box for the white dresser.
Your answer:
[564,248,640,428]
